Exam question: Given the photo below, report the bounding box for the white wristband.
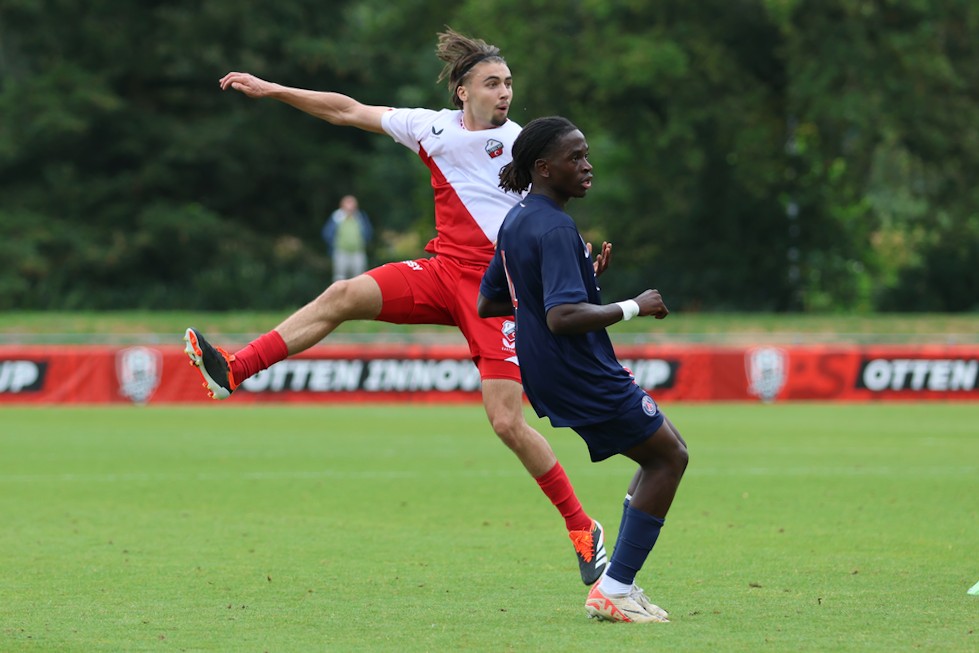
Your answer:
[615,299,640,321]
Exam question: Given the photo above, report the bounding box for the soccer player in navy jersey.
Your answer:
[478,116,689,623]
[182,30,608,585]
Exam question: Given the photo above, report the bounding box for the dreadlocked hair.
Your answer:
[435,27,505,109]
[499,116,579,194]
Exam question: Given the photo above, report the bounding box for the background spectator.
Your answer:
[322,195,373,282]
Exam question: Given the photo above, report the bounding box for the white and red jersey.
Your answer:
[381,108,523,266]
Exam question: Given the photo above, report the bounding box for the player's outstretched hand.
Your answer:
[219,72,273,98]
[635,289,669,319]
[588,241,612,277]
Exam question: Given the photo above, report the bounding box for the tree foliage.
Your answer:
[1,0,976,312]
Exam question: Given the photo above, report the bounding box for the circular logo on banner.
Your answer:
[116,346,162,405]
[745,346,788,403]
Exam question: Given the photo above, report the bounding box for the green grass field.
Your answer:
[1,403,976,652]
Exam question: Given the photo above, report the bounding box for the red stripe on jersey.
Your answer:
[418,145,497,266]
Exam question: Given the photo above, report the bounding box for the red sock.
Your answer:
[535,462,593,533]
[230,330,289,383]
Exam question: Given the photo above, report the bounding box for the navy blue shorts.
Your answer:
[571,388,666,462]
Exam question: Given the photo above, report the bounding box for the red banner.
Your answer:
[0,343,976,405]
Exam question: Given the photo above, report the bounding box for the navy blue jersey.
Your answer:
[480,194,638,427]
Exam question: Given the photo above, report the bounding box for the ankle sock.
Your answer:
[535,462,593,533]
[230,330,289,382]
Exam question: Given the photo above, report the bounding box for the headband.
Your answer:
[455,53,497,85]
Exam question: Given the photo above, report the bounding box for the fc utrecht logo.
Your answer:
[485,139,505,159]
[117,346,162,405]
[745,347,787,403]
[501,320,516,352]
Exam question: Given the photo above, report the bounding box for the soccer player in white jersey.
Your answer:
[184,29,608,585]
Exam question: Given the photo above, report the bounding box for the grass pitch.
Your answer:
[1,403,976,652]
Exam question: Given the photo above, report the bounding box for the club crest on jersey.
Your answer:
[641,394,658,416]
[485,139,505,159]
[501,319,516,352]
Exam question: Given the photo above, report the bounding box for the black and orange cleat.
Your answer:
[570,520,608,585]
[183,327,238,400]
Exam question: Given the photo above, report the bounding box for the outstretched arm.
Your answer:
[219,72,389,134]
[546,288,669,335]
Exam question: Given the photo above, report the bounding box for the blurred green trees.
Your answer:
[1,0,976,312]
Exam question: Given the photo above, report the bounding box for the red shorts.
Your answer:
[366,257,519,382]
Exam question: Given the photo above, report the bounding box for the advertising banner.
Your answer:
[0,344,976,405]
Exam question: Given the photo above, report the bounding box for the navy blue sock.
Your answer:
[606,506,665,586]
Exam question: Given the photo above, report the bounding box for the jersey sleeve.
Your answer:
[381,108,440,153]
[540,226,590,311]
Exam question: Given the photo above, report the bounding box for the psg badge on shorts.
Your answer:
[745,346,788,403]
[116,346,162,405]
[641,394,658,416]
